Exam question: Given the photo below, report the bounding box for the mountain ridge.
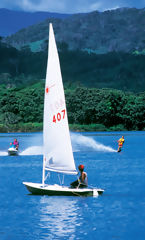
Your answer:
[4,7,145,53]
[0,7,145,93]
[0,8,71,36]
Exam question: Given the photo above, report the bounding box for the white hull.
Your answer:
[23,182,104,197]
[8,148,18,156]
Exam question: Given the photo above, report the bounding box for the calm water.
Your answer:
[0,131,145,240]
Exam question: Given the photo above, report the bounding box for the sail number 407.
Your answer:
[53,109,65,123]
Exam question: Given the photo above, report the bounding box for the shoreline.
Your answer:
[0,123,144,133]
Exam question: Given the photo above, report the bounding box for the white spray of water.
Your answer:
[71,133,116,152]
[0,133,116,156]
[20,146,43,155]
[0,151,8,156]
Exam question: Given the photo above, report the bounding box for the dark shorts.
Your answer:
[70,180,88,188]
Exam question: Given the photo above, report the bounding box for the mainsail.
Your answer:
[43,23,77,175]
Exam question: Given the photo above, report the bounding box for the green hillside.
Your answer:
[1,8,145,132]
[0,83,144,132]
[5,8,145,53]
[0,41,145,92]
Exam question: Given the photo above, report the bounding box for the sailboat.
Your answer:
[23,23,104,197]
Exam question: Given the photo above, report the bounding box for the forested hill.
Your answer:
[0,41,145,92]
[1,7,145,93]
[4,7,145,53]
[0,7,145,132]
[0,84,144,132]
[0,8,71,36]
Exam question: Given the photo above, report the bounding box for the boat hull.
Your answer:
[23,182,104,197]
[8,148,18,156]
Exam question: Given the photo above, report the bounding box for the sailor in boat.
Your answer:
[70,164,88,188]
[117,136,125,152]
[13,138,19,150]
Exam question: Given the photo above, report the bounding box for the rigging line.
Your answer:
[45,172,50,181]
[57,174,65,185]
[58,174,62,185]
[62,174,64,185]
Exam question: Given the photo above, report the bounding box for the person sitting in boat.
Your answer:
[117,136,125,152]
[13,138,19,150]
[70,164,88,188]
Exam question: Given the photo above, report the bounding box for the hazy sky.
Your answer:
[0,0,145,13]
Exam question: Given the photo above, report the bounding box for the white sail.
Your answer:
[43,23,77,175]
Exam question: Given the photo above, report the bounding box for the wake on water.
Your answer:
[20,133,116,155]
[0,146,43,156]
[71,133,116,152]
[0,151,8,156]
[0,133,116,156]
[20,146,43,156]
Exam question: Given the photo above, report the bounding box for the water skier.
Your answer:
[117,136,125,152]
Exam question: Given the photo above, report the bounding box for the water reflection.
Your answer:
[38,196,79,239]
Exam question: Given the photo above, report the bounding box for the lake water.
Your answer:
[0,131,145,240]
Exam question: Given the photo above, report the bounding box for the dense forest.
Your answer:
[0,83,144,132]
[0,41,145,92]
[0,41,145,132]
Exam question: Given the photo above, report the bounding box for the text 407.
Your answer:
[53,109,65,123]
